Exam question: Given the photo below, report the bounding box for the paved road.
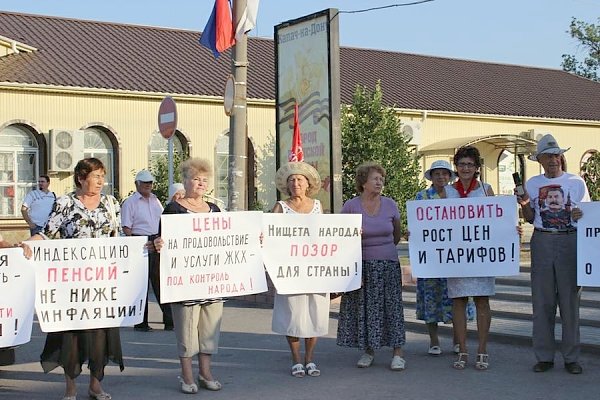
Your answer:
[1,300,599,400]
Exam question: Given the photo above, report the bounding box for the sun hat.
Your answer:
[424,160,456,181]
[275,162,321,197]
[168,183,185,200]
[528,134,570,161]
[135,170,154,182]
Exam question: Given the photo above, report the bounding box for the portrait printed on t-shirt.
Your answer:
[537,184,573,230]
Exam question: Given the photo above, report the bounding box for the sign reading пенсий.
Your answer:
[262,214,362,294]
[159,211,267,302]
[0,248,35,347]
[30,236,148,332]
[407,196,520,278]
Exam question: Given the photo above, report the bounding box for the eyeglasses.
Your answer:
[89,174,105,181]
[456,162,476,169]
[140,181,153,184]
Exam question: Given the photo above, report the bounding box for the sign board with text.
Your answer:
[577,202,600,286]
[407,196,520,278]
[160,211,267,302]
[0,248,35,347]
[262,213,362,294]
[30,237,148,332]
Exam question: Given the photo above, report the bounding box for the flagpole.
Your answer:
[228,0,248,211]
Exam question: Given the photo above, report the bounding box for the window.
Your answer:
[0,125,38,217]
[149,130,184,165]
[84,128,115,195]
[580,150,597,176]
[497,150,525,195]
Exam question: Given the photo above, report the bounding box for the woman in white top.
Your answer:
[271,162,329,378]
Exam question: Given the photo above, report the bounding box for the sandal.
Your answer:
[88,389,112,400]
[198,374,222,391]
[356,353,374,368]
[475,353,489,370]
[291,363,305,378]
[390,356,406,371]
[305,362,320,377]
[428,345,442,356]
[178,376,198,394]
[453,353,468,370]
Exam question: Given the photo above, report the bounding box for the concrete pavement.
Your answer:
[1,299,599,400]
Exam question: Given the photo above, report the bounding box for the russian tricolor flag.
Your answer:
[200,0,236,58]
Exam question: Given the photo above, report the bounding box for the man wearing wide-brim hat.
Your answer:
[516,134,590,374]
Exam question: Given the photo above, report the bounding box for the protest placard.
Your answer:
[30,236,148,333]
[160,211,267,302]
[577,202,600,287]
[0,248,35,347]
[262,213,362,294]
[407,195,520,278]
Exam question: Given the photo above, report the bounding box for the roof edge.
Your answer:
[0,34,37,53]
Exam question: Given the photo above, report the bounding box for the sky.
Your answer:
[0,0,598,69]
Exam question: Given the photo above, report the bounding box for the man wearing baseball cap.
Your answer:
[516,134,590,374]
[121,170,173,331]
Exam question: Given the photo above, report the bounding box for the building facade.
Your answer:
[1,11,599,241]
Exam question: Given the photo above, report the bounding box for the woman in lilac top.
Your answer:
[336,162,406,371]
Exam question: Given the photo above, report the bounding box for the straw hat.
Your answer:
[275,162,321,197]
[528,134,570,161]
[424,160,456,181]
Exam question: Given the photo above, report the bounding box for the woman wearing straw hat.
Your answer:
[271,161,329,378]
[415,160,465,356]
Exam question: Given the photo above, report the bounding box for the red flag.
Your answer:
[289,102,304,162]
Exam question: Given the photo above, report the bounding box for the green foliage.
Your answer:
[561,17,600,81]
[581,151,600,201]
[147,153,185,205]
[341,81,425,232]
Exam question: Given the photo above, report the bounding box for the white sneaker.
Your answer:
[390,356,406,371]
[428,345,442,356]
[356,353,374,368]
[453,344,460,354]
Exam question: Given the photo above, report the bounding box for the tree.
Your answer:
[561,17,600,82]
[147,153,184,205]
[341,81,425,232]
[581,151,600,201]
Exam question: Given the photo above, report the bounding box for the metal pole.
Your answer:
[228,0,248,211]
[168,136,174,190]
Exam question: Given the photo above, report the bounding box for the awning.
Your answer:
[419,134,537,155]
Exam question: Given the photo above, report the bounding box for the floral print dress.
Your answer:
[40,192,124,379]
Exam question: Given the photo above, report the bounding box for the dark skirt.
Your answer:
[0,348,15,366]
[336,259,406,350]
[40,328,124,380]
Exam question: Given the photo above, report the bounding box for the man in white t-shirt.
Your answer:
[516,134,589,375]
[21,175,55,235]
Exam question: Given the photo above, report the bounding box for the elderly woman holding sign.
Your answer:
[415,160,468,356]
[23,158,123,400]
[445,146,495,371]
[271,161,329,378]
[336,162,407,371]
[153,158,224,394]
